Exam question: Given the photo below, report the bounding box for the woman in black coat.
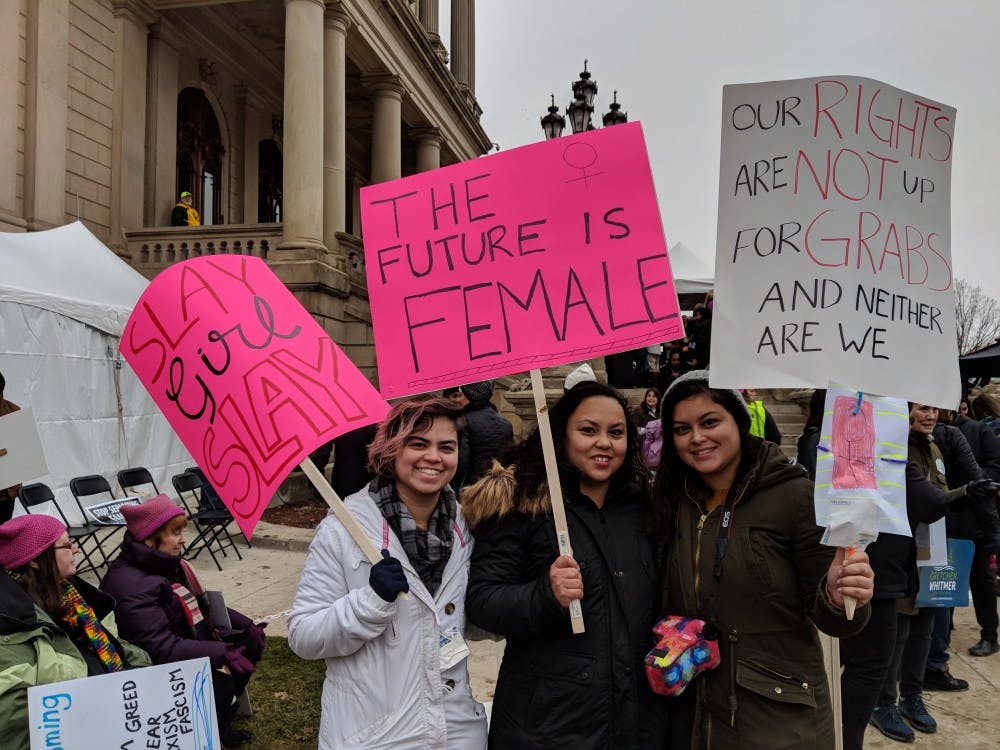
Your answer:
[463,381,666,749]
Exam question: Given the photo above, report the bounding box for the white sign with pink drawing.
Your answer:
[814,382,911,547]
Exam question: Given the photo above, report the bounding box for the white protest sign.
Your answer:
[711,76,959,408]
[28,657,219,750]
[0,407,48,489]
[815,383,910,546]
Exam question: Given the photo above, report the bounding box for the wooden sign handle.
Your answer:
[530,369,585,634]
[299,458,407,600]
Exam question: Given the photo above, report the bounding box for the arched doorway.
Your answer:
[176,87,225,225]
[257,139,282,223]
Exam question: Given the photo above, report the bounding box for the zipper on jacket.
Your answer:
[728,627,739,727]
[693,512,708,602]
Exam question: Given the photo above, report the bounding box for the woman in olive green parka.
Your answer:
[651,372,875,749]
[0,515,149,750]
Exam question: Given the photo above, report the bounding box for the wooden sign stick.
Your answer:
[299,458,408,600]
[530,368,585,634]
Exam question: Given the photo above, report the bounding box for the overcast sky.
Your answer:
[468,0,1000,298]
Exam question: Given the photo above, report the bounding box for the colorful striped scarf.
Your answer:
[60,581,124,673]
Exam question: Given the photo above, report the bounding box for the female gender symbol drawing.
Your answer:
[563,142,604,188]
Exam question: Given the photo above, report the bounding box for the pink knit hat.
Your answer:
[120,494,185,541]
[0,514,66,570]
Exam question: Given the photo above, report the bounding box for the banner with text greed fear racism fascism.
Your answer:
[120,256,389,538]
[710,76,960,408]
[360,121,683,398]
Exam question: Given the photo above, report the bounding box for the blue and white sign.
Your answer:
[28,657,219,750]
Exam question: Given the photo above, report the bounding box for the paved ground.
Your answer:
[177,520,999,747]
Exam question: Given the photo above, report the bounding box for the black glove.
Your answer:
[966,479,999,504]
[369,549,409,602]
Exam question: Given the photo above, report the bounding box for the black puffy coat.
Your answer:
[456,403,513,488]
[926,425,987,540]
[464,478,666,749]
[951,414,1000,481]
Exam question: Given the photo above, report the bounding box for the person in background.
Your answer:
[288,398,487,749]
[309,423,379,503]
[740,387,783,445]
[101,495,265,747]
[959,397,971,417]
[464,381,666,749]
[653,371,873,749]
[685,303,712,367]
[796,388,827,480]
[971,391,1000,437]
[443,387,469,408]
[933,408,1000,662]
[171,190,201,226]
[455,381,513,491]
[631,387,660,431]
[0,515,150,750]
[644,343,663,387]
[657,348,688,393]
[0,371,21,522]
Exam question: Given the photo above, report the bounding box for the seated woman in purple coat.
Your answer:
[100,494,265,747]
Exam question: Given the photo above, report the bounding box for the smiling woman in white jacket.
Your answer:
[288,397,487,750]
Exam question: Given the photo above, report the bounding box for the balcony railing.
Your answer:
[125,224,283,277]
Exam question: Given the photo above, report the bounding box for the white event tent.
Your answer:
[0,222,191,522]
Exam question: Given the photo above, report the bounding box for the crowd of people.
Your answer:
[2,356,1000,749]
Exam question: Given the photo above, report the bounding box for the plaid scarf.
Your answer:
[60,581,124,673]
[171,559,218,641]
[371,475,456,597]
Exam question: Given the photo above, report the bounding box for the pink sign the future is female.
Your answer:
[361,121,683,398]
[120,256,389,538]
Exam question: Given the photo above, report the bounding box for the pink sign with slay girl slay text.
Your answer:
[361,121,683,398]
[120,256,389,538]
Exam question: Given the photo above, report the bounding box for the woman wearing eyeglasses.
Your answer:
[0,514,150,750]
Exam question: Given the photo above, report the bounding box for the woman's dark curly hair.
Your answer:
[650,378,757,542]
[505,380,646,505]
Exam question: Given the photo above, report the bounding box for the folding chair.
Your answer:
[68,474,123,566]
[186,466,251,549]
[18,482,104,576]
[172,471,242,571]
[117,467,159,498]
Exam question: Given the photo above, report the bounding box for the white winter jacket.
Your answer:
[288,486,488,750]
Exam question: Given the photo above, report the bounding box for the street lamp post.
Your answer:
[540,62,635,389]
[541,60,627,139]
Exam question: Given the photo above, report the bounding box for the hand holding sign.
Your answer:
[120,256,389,541]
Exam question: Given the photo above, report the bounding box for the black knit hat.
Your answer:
[460,380,494,404]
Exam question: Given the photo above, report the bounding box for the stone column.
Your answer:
[413,127,443,173]
[231,83,248,224]
[0,1,23,229]
[110,0,153,254]
[450,0,474,94]
[323,3,350,254]
[418,0,446,60]
[143,22,179,227]
[418,0,439,36]
[278,0,326,257]
[24,0,70,230]
[367,76,404,184]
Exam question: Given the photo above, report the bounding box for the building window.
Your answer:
[176,87,225,225]
[257,139,282,223]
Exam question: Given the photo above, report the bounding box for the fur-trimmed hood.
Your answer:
[461,461,550,533]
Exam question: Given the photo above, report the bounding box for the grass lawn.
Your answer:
[230,636,325,748]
